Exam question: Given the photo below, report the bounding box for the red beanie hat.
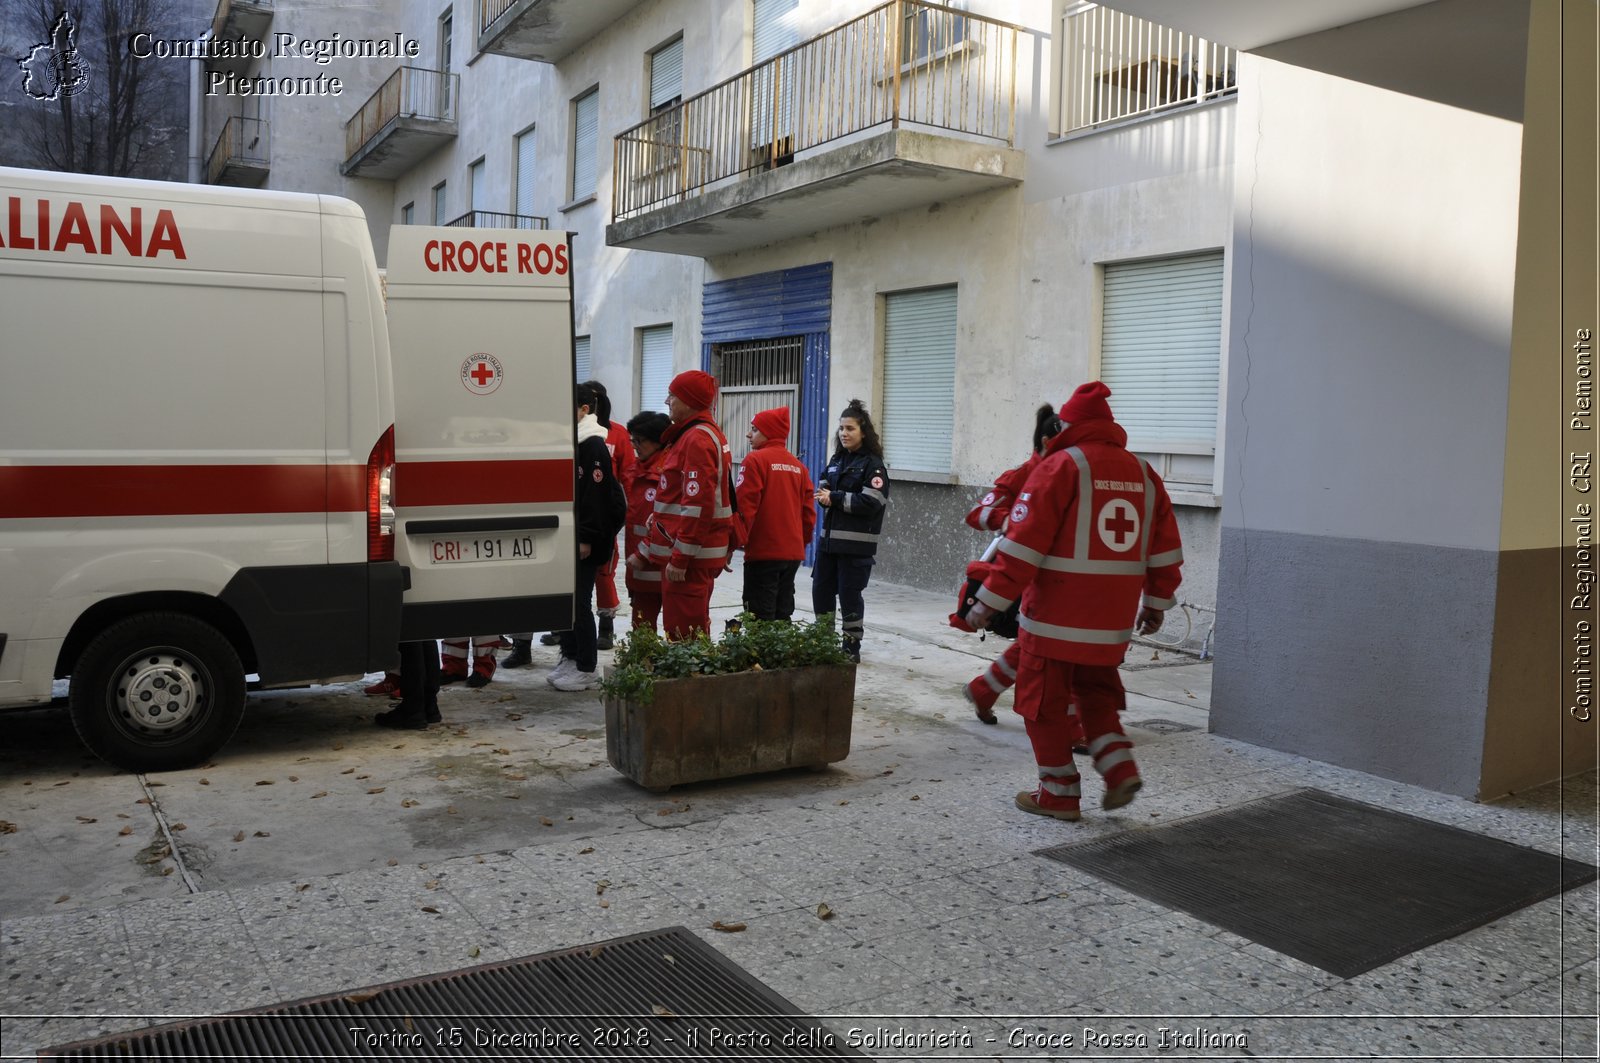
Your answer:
[1059,381,1114,424]
[668,369,717,411]
[751,406,790,441]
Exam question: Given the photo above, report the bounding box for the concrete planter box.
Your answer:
[604,665,857,792]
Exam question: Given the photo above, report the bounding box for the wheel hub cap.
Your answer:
[117,654,203,732]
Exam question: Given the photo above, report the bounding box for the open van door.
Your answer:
[383,226,576,640]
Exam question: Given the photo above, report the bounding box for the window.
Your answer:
[400,202,414,225]
[637,325,673,415]
[432,181,447,224]
[574,335,592,382]
[881,286,957,474]
[643,37,684,176]
[1056,3,1237,136]
[467,157,485,215]
[439,9,453,71]
[570,87,599,202]
[514,126,537,221]
[1099,251,1224,488]
[751,0,798,157]
[901,0,965,66]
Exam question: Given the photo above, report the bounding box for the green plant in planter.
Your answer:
[601,613,853,703]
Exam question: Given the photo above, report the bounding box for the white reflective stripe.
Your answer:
[655,502,702,518]
[712,504,732,519]
[690,422,731,515]
[841,493,854,513]
[1086,732,1125,757]
[828,529,880,543]
[1018,614,1132,645]
[1143,595,1176,610]
[631,524,649,536]
[679,542,729,559]
[441,641,470,658]
[645,542,674,557]
[1148,548,1184,567]
[1037,763,1077,776]
[982,670,1008,694]
[1094,747,1136,774]
[634,569,662,582]
[1140,461,1155,562]
[977,504,1000,526]
[976,585,1012,611]
[1067,446,1093,559]
[1039,555,1147,575]
[994,655,1017,680]
[862,487,887,504]
[998,537,1046,566]
[1039,778,1082,798]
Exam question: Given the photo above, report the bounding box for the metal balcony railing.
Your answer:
[1058,2,1237,136]
[205,115,269,184]
[343,66,459,162]
[478,0,514,37]
[613,0,1020,221]
[443,210,550,229]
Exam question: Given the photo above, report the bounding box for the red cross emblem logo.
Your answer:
[460,353,504,395]
[1097,499,1140,552]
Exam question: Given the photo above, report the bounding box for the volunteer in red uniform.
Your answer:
[629,370,734,639]
[584,379,634,650]
[440,635,500,687]
[965,382,1183,822]
[733,407,815,621]
[623,410,672,633]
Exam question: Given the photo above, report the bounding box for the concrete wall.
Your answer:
[1211,53,1524,797]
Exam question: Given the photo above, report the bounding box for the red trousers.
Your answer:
[966,642,1086,745]
[1014,652,1138,812]
[595,539,620,613]
[630,591,663,633]
[662,567,718,640]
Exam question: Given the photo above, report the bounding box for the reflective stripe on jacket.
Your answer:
[815,449,889,557]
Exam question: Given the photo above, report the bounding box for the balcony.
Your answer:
[206,115,270,187]
[1057,3,1237,136]
[341,67,459,180]
[476,0,647,63]
[607,0,1025,258]
[444,210,550,229]
[209,0,272,75]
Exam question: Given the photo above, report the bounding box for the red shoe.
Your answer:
[1014,790,1080,822]
[363,675,401,699]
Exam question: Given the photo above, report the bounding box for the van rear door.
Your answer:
[383,226,575,640]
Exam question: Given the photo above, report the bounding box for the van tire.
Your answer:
[68,613,248,773]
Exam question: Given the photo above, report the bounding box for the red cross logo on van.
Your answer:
[460,353,504,395]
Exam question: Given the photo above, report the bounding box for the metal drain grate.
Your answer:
[43,926,864,1059]
[1126,717,1200,734]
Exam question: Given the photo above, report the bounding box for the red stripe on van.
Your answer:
[0,464,364,518]
[394,460,573,508]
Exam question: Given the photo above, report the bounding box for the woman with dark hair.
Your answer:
[581,379,633,649]
[811,399,889,662]
[623,409,673,633]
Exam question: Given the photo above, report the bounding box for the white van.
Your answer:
[0,167,577,771]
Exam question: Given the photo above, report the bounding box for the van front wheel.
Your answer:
[68,613,248,773]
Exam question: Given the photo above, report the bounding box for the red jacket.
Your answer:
[976,420,1183,665]
[639,412,734,572]
[734,440,816,561]
[625,447,665,593]
[966,453,1042,531]
[604,419,635,494]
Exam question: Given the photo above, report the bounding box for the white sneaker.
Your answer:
[545,657,577,687]
[550,669,600,692]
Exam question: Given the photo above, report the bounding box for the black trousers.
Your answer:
[743,559,802,621]
[558,560,600,673]
[398,640,441,718]
[811,551,873,643]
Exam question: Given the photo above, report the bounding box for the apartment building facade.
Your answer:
[196,0,1583,802]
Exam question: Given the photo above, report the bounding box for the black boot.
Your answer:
[596,615,615,651]
[374,704,426,730]
[843,636,862,663]
[502,638,533,669]
[539,631,562,646]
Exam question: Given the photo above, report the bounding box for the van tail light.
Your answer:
[367,425,396,562]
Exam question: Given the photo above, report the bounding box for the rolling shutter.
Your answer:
[515,130,536,218]
[1100,251,1224,453]
[572,89,598,199]
[638,325,673,415]
[881,286,956,474]
[650,38,683,108]
[751,0,798,149]
[574,335,592,383]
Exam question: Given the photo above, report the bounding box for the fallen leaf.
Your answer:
[356,774,371,781]
[147,781,165,787]
[662,953,675,965]
[447,806,459,816]
[135,798,151,805]
[401,799,419,808]
[1186,691,1197,699]
[595,879,610,895]
[254,780,273,786]
[493,748,510,756]
[161,866,175,876]
[56,894,72,904]
[436,774,451,781]
[287,775,299,783]
[505,710,522,717]
[232,831,246,842]
[253,830,270,838]
[343,990,379,1005]
[816,903,834,920]
[598,899,610,909]
[505,773,527,781]
[837,801,848,806]
[468,945,481,958]
[296,883,312,893]
[310,791,329,800]
[425,880,439,890]
[588,946,605,958]
[76,816,97,824]
[118,826,134,837]
[578,847,594,855]
[53,781,70,787]
[116,813,130,819]
[503,793,521,800]
[909,795,921,801]
[171,823,187,831]
[710,921,747,933]
[540,817,553,827]
[340,768,355,775]
[386,858,399,866]
[881,769,894,776]
[391,745,404,750]
[656,808,672,817]
[367,787,386,795]
[198,778,210,786]
[420,905,439,914]
[296,757,311,763]
[651,1005,677,1019]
